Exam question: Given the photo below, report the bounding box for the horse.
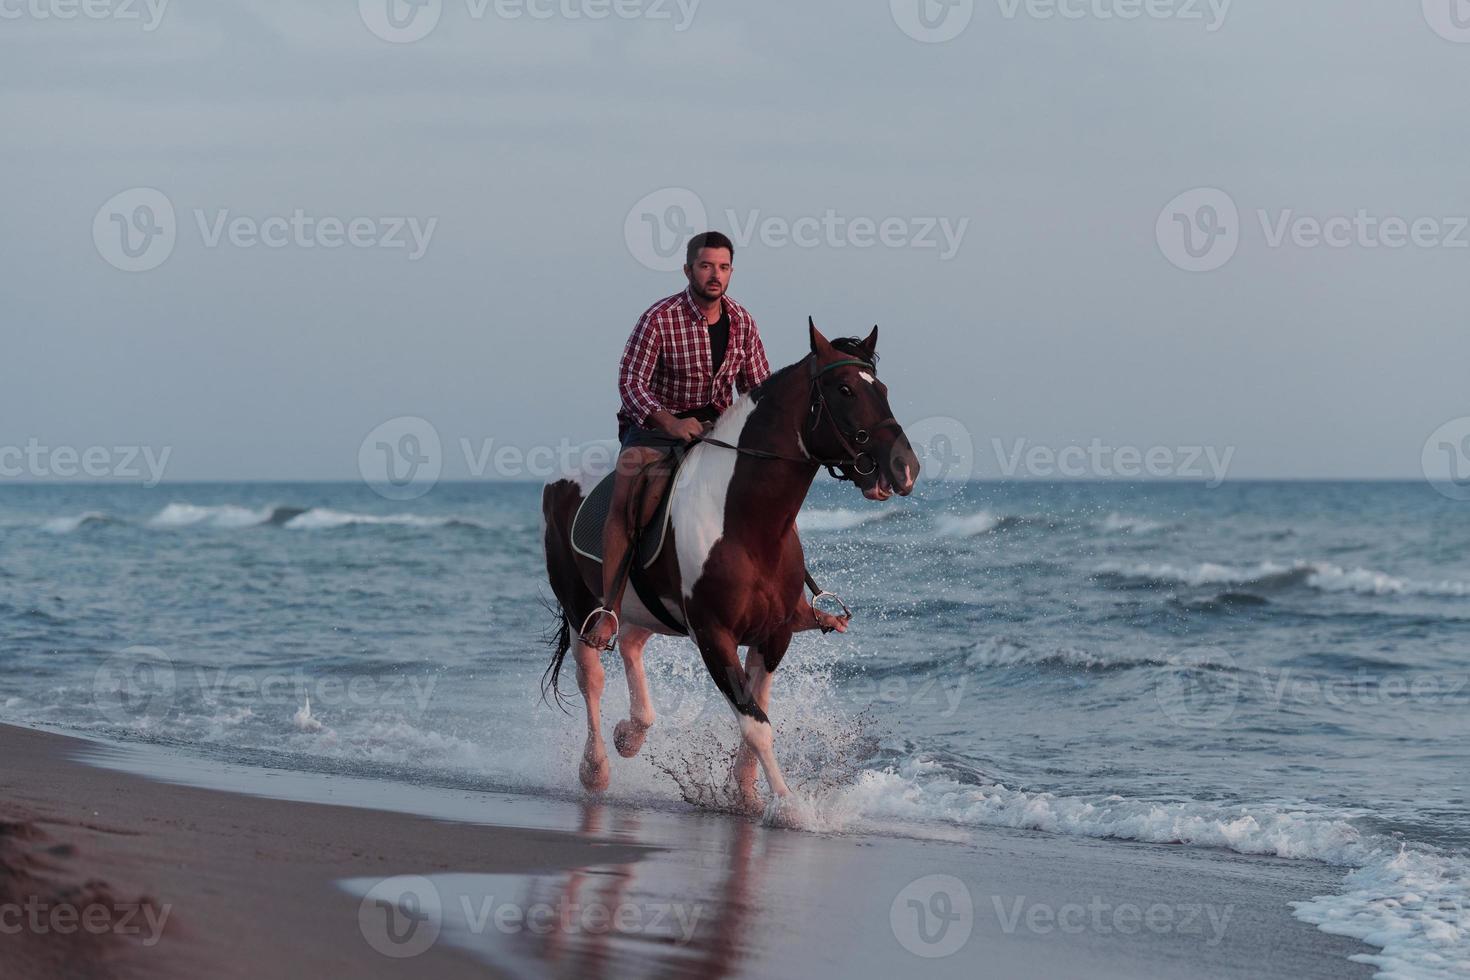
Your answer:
[540,320,919,811]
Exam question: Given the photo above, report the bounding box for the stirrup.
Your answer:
[811,591,852,633]
[578,607,620,651]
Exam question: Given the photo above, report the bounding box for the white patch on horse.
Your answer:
[617,586,686,636]
[671,395,757,600]
[858,371,875,384]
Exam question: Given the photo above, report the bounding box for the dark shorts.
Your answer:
[620,426,685,451]
[618,406,718,452]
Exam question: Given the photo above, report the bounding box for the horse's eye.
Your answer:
[839,385,854,397]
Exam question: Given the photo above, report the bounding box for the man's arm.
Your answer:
[736,318,771,394]
[619,310,666,426]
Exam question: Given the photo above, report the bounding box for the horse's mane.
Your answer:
[752,337,876,399]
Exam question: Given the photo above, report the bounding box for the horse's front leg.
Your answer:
[613,625,656,758]
[732,646,779,812]
[695,626,793,806]
[574,636,610,792]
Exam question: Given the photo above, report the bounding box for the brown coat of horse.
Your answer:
[541,322,919,811]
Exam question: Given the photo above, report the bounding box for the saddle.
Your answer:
[569,461,680,570]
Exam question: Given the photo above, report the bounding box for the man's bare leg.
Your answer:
[583,446,666,650]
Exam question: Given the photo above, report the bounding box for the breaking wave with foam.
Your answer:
[1096,559,1470,598]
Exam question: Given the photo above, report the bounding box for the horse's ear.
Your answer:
[861,325,879,359]
[809,317,834,355]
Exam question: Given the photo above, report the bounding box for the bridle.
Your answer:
[697,352,899,483]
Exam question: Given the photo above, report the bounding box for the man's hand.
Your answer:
[650,412,706,443]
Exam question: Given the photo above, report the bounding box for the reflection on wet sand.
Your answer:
[501,800,769,979]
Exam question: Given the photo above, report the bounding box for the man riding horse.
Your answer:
[580,231,848,651]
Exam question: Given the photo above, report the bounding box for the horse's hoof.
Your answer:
[579,753,610,792]
[613,719,649,758]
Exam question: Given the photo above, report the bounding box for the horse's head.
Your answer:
[805,319,920,501]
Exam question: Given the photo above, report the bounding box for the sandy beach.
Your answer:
[0,721,1379,979]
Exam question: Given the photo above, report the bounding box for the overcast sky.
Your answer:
[3,0,1467,482]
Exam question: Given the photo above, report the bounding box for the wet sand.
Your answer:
[0,723,1376,979]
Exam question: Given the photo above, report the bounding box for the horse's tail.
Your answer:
[539,593,573,712]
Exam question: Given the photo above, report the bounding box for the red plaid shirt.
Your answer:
[617,288,771,430]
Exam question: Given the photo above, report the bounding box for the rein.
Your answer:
[694,353,897,480]
[688,352,886,631]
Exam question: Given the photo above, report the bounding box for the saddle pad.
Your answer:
[570,466,678,569]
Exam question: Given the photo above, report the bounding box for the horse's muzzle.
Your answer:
[861,433,919,500]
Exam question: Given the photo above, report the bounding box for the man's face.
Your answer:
[685,247,733,302]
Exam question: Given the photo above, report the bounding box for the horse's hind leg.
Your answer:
[574,637,611,792]
[613,625,656,758]
[696,627,792,802]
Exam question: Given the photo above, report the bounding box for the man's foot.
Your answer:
[579,608,619,651]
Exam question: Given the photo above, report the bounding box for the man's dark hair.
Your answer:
[686,231,735,267]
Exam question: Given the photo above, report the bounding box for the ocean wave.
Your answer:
[40,512,119,534]
[842,759,1467,979]
[150,503,275,529]
[137,503,486,533]
[796,508,889,533]
[280,508,486,531]
[1100,513,1167,534]
[1096,560,1470,598]
[935,511,1014,537]
[965,636,1234,672]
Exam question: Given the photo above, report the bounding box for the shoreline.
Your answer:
[0,722,1381,979]
[0,723,647,979]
